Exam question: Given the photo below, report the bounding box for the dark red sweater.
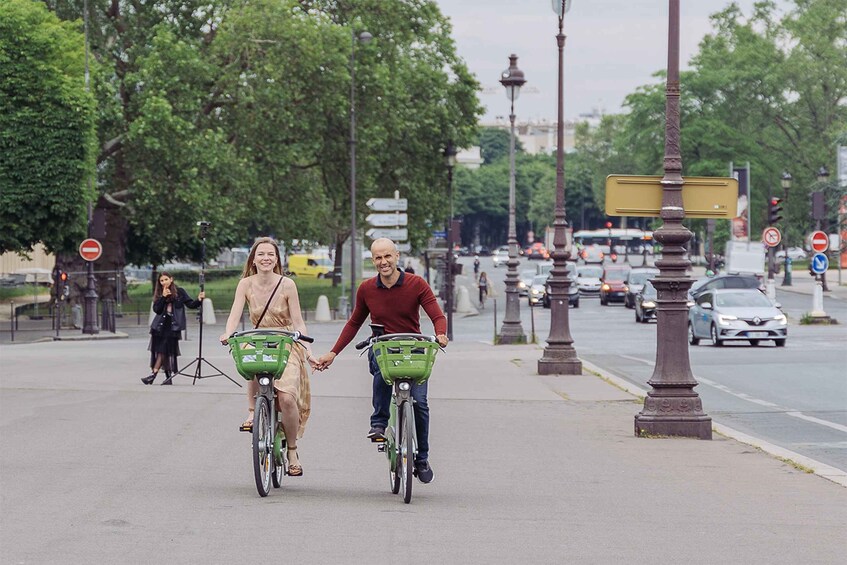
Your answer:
[330,271,447,355]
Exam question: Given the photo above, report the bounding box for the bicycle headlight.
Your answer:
[398,382,411,391]
[259,376,271,386]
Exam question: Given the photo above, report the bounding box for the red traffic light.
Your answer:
[605,221,613,229]
[60,271,68,282]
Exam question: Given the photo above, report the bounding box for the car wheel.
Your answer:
[710,324,723,347]
[573,299,579,308]
[775,339,786,347]
[688,323,699,346]
[749,340,759,347]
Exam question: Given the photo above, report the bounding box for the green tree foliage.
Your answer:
[478,126,523,164]
[0,0,96,254]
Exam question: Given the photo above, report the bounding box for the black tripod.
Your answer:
[176,221,241,387]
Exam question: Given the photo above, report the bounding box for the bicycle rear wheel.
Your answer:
[252,396,272,497]
[400,401,415,504]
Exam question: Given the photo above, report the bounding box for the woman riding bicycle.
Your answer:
[219,237,317,477]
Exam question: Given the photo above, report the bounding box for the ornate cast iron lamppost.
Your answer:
[444,141,457,341]
[349,28,372,314]
[538,0,580,374]
[781,171,793,286]
[634,0,711,439]
[498,55,527,344]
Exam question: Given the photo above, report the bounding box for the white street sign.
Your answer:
[367,213,407,227]
[396,243,411,253]
[367,198,408,211]
[366,227,408,240]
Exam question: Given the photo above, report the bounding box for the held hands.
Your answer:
[312,352,336,372]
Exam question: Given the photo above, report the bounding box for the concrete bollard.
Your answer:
[456,286,478,315]
[202,298,216,325]
[315,295,331,322]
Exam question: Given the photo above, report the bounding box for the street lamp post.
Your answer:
[82,0,99,335]
[781,171,793,286]
[538,0,581,374]
[349,29,372,314]
[816,166,830,291]
[634,0,711,439]
[498,54,527,344]
[444,141,457,341]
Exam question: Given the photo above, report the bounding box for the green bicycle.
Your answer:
[356,329,442,504]
[228,329,314,497]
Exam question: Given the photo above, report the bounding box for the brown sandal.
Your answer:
[286,446,303,477]
[239,409,254,432]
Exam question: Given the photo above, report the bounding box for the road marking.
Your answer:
[786,411,847,434]
[618,354,653,366]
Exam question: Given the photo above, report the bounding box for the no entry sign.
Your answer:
[79,238,103,262]
[809,230,829,253]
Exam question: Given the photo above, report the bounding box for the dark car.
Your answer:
[634,281,658,323]
[600,265,632,305]
[525,242,550,260]
[688,273,763,302]
[543,270,580,308]
[624,267,659,309]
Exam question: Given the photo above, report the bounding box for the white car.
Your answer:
[575,265,603,296]
[518,269,536,297]
[492,246,510,268]
[775,247,806,261]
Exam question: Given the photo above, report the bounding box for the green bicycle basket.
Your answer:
[372,339,440,385]
[228,334,293,380]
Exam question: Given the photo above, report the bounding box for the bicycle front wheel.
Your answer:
[400,401,415,504]
[252,396,272,497]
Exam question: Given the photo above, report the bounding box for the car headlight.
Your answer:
[773,314,787,325]
[642,301,656,308]
[716,314,737,325]
[518,282,526,289]
[531,288,540,295]
[601,283,610,291]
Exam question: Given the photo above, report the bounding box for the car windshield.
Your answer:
[628,272,655,285]
[532,275,548,286]
[642,282,657,298]
[577,266,603,278]
[604,269,629,281]
[521,269,536,279]
[715,291,771,308]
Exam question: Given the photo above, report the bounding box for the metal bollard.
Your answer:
[9,301,14,342]
[493,299,498,341]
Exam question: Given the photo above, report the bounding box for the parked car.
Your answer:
[599,265,631,305]
[575,265,603,296]
[543,269,580,308]
[578,245,605,264]
[688,288,787,347]
[492,246,510,268]
[624,267,660,308]
[775,247,807,261]
[688,273,763,302]
[634,281,658,323]
[518,268,536,297]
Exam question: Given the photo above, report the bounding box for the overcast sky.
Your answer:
[434,0,792,123]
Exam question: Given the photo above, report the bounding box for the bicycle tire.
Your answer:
[389,422,400,494]
[401,401,415,504]
[252,396,272,497]
[272,430,284,489]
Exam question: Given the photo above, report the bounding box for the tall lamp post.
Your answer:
[444,141,457,341]
[498,54,527,344]
[816,166,830,291]
[538,0,581,374]
[349,28,372,315]
[82,0,99,335]
[634,0,711,439]
[781,171,792,286]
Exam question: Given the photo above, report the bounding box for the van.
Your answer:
[287,255,334,278]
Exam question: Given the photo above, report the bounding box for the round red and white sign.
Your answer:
[79,238,103,262]
[810,230,829,253]
[762,227,781,248]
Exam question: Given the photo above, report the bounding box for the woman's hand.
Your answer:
[198,291,206,300]
[163,287,172,298]
[219,333,230,345]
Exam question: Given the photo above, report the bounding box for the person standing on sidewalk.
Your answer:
[143,273,204,386]
[314,238,448,484]
[478,271,489,308]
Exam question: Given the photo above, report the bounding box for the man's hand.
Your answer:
[435,334,449,348]
[313,352,337,371]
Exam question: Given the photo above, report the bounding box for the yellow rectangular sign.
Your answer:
[605,175,738,218]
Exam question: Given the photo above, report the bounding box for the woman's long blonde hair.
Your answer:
[242,237,283,279]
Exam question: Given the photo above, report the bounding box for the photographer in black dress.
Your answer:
[143,272,205,385]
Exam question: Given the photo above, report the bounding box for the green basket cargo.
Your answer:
[228,333,293,380]
[372,339,440,385]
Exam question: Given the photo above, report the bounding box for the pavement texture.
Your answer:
[2,308,847,563]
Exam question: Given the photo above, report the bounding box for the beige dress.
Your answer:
[247,277,311,438]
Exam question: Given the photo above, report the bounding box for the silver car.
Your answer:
[575,265,603,296]
[688,289,787,347]
[518,268,536,297]
[492,246,510,268]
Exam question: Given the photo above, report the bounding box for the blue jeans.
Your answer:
[369,351,429,463]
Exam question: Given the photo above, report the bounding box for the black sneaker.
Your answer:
[367,426,386,441]
[413,460,434,484]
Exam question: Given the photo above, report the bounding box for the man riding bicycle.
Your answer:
[315,238,448,484]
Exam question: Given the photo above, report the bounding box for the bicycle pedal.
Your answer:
[377,444,386,452]
[370,436,386,443]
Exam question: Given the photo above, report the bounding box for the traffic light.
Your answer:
[605,221,613,229]
[768,197,783,225]
[59,271,69,300]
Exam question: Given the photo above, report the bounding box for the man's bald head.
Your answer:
[371,238,398,254]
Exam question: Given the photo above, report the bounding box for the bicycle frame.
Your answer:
[381,379,417,487]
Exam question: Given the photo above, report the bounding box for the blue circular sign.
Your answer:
[810,252,829,274]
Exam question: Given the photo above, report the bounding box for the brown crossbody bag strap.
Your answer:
[254,276,284,329]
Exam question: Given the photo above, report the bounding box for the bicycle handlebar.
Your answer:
[230,329,315,343]
[355,332,437,351]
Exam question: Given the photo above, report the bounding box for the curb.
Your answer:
[579,359,847,489]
